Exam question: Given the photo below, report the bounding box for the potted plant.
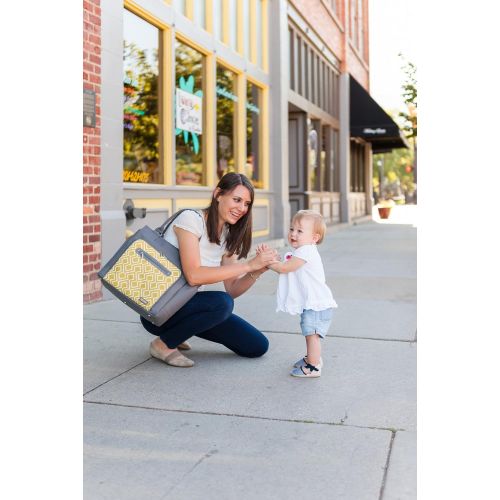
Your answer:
[377,198,395,219]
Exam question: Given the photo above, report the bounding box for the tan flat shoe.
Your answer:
[150,342,194,367]
[177,341,192,351]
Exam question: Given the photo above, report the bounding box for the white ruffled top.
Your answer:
[276,244,337,315]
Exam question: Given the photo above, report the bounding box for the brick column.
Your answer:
[83,0,102,303]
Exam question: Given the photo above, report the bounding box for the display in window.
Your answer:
[175,76,203,150]
[175,40,204,186]
[246,81,262,188]
[308,119,320,191]
[216,64,237,180]
[123,10,161,184]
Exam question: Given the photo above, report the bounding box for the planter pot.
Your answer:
[378,207,392,219]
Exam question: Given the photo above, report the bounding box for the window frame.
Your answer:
[123,1,269,190]
[245,75,268,190]
[215,60,240,180]
[123,5,170,186]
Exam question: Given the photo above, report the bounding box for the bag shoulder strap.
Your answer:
[155,208,203,238]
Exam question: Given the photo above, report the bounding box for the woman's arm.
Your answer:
[222,253,271,298]
[176,227,278,286]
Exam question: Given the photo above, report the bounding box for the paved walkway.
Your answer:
[83,205,417,499]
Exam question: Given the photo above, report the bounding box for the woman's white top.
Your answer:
[276,244,338,315]
[163,210,227,267]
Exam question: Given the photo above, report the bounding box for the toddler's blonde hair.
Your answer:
[292,209,326,244]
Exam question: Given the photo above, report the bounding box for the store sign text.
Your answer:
[246,102,260,114]
[176,88,202,135]
[363,128,387,135]
[216,85,238,102]
[123,171,150,183]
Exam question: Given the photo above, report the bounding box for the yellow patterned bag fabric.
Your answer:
[99,209,200,326]
[104,240,182,311]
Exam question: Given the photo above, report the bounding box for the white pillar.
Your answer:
[269,0,290,238]
[339,73,351,223]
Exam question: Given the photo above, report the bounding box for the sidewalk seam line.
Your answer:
[83,400,405,433]
[378,430,397,500]
[262,331,417,343]
[82,321,416,344]
[83,358,151,397]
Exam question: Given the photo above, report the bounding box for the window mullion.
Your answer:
[205,53,216,186]
[162,28,174,185]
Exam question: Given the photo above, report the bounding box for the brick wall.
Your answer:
[290,0,344,57]
[83,0,102,303]
[290,0,369,88]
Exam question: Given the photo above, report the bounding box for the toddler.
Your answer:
[258,210,337,378]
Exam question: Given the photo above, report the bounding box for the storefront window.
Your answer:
[175,40,205,186]
[216,64,237,180]
[229,0,237,51]
[322,126,336,192]
[333,129,339,191]
[172,0,186,15]
[256,0,263,67]
[193,0,206,30]
[243,0,250,60]
[321,126,327,191]
[123,10,161,184]
[246,81,262,188]
[214,0,222,41]
[308,119,320,191]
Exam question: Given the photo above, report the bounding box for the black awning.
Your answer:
[349,75,410,153]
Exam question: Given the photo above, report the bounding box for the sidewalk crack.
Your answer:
[83,358,151,397]
[378,430,397,500]
[160,448,218,499]
[83,400,406,433]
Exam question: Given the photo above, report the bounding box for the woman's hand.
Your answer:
[248,248,280,271]
[255,243,270,255]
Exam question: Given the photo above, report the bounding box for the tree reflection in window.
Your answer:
[123,10,161,184]
[246,81,262,188]
[175,40,204,186]
[216,64,237,180]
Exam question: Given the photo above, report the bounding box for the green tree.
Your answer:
[373,143,415,202]
[373,54,417,203]
[123,40,160,183]
[397,53,417,193]
[397,53,417,140]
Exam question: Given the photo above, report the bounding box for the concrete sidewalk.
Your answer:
[83,206,417,500]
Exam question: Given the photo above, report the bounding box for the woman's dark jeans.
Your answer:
[140,291,269,358]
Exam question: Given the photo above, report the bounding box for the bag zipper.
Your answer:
[135,248,172,276]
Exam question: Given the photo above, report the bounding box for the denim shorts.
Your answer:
[300,308,334,338]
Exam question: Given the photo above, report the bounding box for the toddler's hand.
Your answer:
[255,243,270,255]
[249,248,280,271]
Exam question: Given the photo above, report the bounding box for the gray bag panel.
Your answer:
[98,209,202,326]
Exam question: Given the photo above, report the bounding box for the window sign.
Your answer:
[176,86,202,136]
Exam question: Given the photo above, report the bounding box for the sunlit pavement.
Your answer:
[84,211,417,499]
[372,204,417,227]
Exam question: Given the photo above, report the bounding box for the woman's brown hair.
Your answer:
[204,172,254,259]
